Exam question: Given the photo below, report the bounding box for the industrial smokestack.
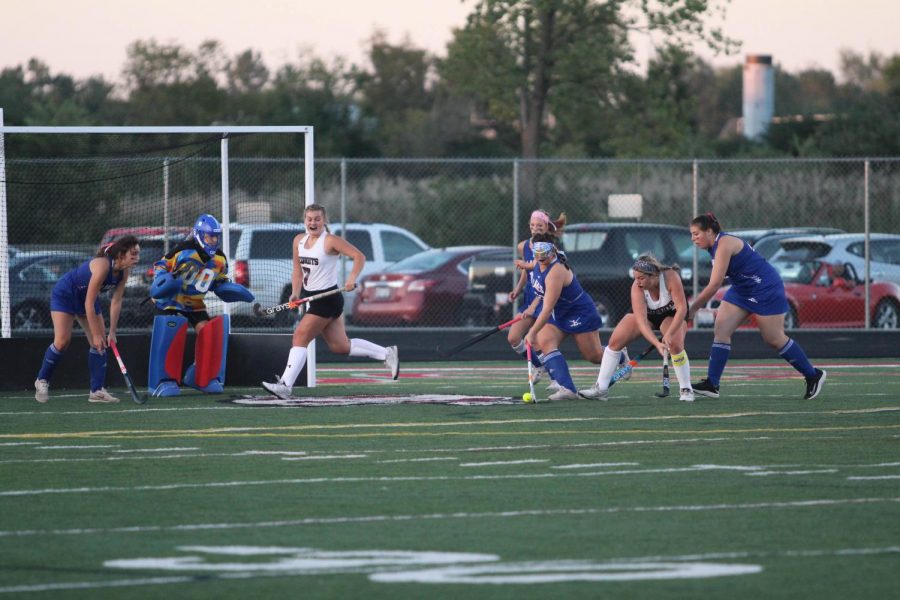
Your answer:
[743,55,774,140]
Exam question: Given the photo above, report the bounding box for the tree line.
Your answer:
[1,0,898,159]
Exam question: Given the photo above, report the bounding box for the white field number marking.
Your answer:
[105,545,762,585]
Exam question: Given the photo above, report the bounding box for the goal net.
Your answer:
[0,122,323,385]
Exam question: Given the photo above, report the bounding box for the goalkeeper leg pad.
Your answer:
[148,314,189,397]
[184,315,229,393]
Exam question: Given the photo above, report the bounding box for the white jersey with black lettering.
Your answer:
[298,231,339,292]
[643,270,673,311]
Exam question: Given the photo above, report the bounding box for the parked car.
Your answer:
[118,232,194,327]
[693,260,900,329]
[352,246,509,326]
[676,227,846,284]
[204,222,430,325]
[464,223,706,328]
[770,233,900,286]
[3,251,90,330]
[526,223,707,327]
[730,227,846,260]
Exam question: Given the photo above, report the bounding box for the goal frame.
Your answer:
[0,116,322,386]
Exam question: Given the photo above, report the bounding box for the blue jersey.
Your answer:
[530,259,602,333]
[709,233,788,315]
[518,239,542,316]
[50,257,122,316]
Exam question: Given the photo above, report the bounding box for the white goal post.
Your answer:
[0,116,323,386]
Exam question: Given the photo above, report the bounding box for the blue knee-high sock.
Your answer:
[541,350,576,392]
[88,348,107,392]
[707,341,731,387]
[37,344,64,381]
[530,350,543,369]
[779,338,817,378]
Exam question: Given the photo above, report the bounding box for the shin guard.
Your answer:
[184,315,229,393]
[148,314,189,396]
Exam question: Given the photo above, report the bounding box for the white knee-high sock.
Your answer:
[281,346,308,389]
[595,346,622,390]
[349,338,387,360]
[511,339,526,355]
[671,350,692,390]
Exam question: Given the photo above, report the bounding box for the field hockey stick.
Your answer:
[608,343,656,389]
[252,286,352,317]
[435,314,524,357]
[655,349,671,398]
[109,341,148,405]
[525,341,538,403]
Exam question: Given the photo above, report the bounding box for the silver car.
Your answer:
[771,233,900,285]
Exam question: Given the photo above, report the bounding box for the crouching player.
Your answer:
[580,254,694,402]
[148,214,253,396]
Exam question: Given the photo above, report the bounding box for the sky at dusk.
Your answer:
[2,0,899,83]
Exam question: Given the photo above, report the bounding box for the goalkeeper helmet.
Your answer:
[192,214,222,258]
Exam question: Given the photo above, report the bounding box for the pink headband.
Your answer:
[530,210,550,224]
[530,210,557,231]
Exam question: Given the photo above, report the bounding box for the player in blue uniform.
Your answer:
[687,213,826,399]
[34,236,141,404]
[524,233,604,401]
[507,209,566,388]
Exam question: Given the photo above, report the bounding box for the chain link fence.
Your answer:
[2,137,898,335]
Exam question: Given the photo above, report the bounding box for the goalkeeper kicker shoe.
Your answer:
[262,377,292,400]
[34,379,49,404]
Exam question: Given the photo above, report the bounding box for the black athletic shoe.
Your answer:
[692,378,720,398]
[804,368,827,400]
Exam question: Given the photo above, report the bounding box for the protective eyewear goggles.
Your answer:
[533,242,555,261]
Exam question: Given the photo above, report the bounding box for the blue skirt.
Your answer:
[722,282,789,316]
[50,280,101,317]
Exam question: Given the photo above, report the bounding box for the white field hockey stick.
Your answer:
[525,341,538,403]
[252,285,354,317]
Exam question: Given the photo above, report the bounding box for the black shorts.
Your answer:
[647,308,676,331]
[303,286,344,319]
[156,307,210,328]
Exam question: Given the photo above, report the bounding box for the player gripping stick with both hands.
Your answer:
[262,204,399,399]
[580,254,694,402]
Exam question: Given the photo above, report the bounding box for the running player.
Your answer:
[524,233,604,401]
[687,213,826,399]
[34,236,141,404]
[507,209,566,388]
[580,253,694,401]
[262,204,399,398]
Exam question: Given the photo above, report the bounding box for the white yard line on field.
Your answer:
[1,496,897,539]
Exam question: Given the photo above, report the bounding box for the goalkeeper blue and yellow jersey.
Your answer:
[152,241,229,313]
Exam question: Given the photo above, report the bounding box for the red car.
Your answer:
[352,246,509,326]
[694,260,900,329]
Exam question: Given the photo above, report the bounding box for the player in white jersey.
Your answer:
[580,253,695,402]
[262,204,399,398]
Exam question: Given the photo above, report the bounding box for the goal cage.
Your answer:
[0,115,325,386]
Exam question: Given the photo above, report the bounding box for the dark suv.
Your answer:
[464,223,702,328]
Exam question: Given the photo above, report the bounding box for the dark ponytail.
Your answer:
[97,235,139,259]
[691,212,721,234]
